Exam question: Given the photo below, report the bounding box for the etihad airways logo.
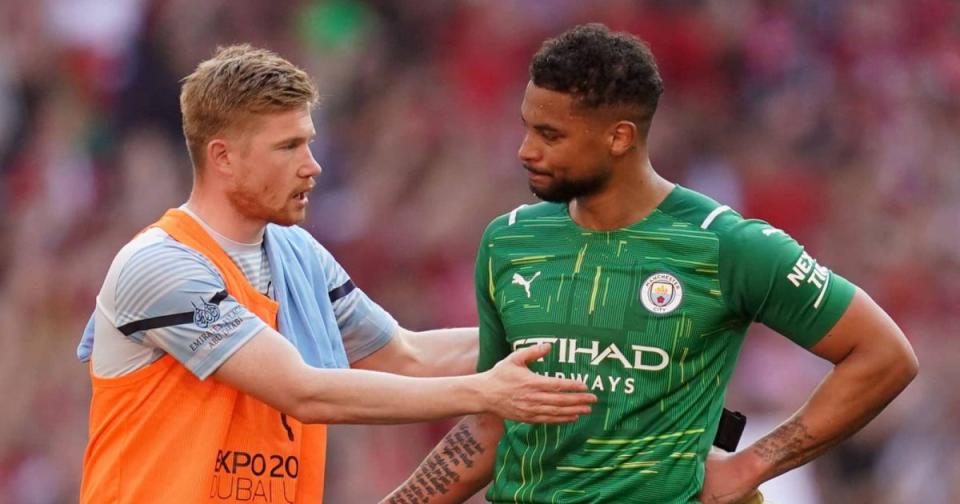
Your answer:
[512,337,669,371]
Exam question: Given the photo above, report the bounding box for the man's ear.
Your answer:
[609,121,637,156]
[206,138,232,175]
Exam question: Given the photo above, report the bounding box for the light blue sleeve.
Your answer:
[308,238,397,363]
[78,314,95,362]
[114,241,267,379]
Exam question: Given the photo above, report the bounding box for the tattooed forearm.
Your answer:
[386,422,487,504]
[751,417,825,474]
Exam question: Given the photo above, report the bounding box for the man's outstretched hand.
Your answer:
[482,343,596,424]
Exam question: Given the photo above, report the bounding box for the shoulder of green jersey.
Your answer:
[507,204,528,225]
[658,186,741,232]
[718,218,794,244]
[493,202,565,228]
[699,205,731,229]
[482,213,513,241]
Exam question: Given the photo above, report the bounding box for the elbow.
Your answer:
[283,383,343,425]
[394,330,429,376]
[291,407,339,425]
[883,338,919,393]
[396,347,425,377]
[288,400,343,425]
[897,344,919,386]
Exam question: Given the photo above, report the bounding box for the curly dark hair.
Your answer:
[530,23,664,127]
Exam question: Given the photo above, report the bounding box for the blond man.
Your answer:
[76,45,596,503]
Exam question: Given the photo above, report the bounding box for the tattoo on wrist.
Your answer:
[752,417,818,469]
[387,422,487,503]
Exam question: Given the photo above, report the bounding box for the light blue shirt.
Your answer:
[78,222,396,379]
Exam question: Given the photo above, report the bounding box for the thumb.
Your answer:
[510,343,552,365]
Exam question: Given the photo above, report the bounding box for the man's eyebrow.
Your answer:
[272,133,316,147]
[272,137,302,147]
[522,115,559,130]
[534,124,560,133]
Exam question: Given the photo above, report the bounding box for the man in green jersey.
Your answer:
[384,24,918,504]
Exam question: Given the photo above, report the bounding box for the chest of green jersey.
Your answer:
[489,229,737,375]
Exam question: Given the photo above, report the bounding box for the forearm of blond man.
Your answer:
[213,328,596,425]
[352,327,479,377]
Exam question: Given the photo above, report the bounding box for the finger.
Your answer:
[511,401,594,419]
[531,375,590,392]
[550,405,593,416]
[508,343,552,365]
[523,403,594,417]
[524,414,581,424]
[507,399,596,423]
[525,391,597,407]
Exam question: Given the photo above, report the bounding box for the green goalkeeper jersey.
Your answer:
[476,186,855,503]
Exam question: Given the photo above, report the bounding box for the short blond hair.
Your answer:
[179,44,319,170]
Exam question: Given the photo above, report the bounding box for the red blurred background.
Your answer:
[0,1,957,502]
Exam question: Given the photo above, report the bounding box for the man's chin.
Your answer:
[268,211,306,227]
[528,175,609,204]
[529,182,571,203]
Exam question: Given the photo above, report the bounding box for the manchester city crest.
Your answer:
[640,273,683,314]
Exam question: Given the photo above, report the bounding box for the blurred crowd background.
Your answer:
[0,0,957,502]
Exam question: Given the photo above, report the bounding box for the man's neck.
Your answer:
[568,158,674,231]
[185,190,265,244]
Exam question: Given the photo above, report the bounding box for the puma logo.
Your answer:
[512,272,541,298]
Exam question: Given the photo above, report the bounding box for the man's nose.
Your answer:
[518,133,541,164]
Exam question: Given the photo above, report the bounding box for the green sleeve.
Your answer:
[718,218,855,348]
[475,222,510,372]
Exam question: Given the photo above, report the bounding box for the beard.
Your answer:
[226,179,300,227]
[527,165,612,203]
